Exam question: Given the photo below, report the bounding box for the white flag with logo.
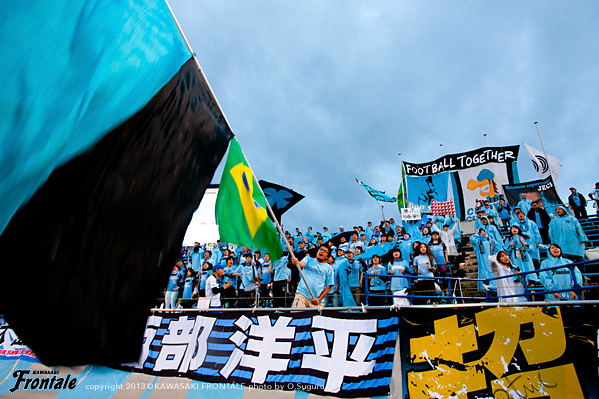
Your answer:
[524,143,561,179]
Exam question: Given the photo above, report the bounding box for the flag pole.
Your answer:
[534,122,556,182]
[236,144,316,301]
[164,0,234,134]
[398,153,408,208]
[165,4,316,302]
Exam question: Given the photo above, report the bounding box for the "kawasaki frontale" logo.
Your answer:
[9,370,77,393]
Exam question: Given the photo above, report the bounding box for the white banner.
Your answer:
[524,143,562,180]
[401,207,422,221]
[460,163,512,220]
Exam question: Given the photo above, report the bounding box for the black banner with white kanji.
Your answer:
[119,310,398,398]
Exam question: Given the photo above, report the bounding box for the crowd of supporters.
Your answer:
[163,189,596,308]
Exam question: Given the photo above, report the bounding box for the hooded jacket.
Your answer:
[539,252,583,301]
[549,206,588,257]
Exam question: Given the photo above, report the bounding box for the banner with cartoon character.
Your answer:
[398,306,599,398]
[406,172,452,212]
[403,146,519,220]
[457,162,515,220]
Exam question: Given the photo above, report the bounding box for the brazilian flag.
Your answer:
[216,139,283,260]
[397,161,408,211]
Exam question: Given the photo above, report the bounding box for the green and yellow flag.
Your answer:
[397,161,408,211]
[215,138,283,259]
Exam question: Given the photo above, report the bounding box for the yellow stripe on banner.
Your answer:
[230,163,268,238]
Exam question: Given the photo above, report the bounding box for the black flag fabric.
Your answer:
[258,180,305,222]
[0,58,233,365]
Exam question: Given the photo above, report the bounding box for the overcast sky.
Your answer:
[170,0,599,235]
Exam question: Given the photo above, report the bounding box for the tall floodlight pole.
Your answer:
[484,133,489,147]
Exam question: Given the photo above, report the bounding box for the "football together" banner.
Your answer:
[403,146,520,220]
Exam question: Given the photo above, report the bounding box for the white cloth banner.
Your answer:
[524,143,562,180]
[460,163,512,220]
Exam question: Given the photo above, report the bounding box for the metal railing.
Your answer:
[365,259,599,305]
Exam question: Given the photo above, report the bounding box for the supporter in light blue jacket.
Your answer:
[516,193,533,216]
[387,248,411,293]
[511,211,543,267]
[399,234,414,261]
[504,225,538,283]
[549,206,588,263]
[403,219,421,240]
[190,245,204,273]
[432,215,445,231]
[479,216,503,244]
[470,229,503,292]
[539,244,583,301]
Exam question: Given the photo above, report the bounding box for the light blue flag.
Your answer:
[0,0,191,235]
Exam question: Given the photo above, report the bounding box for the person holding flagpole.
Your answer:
[216,137,317,305]
[290,245,334,308]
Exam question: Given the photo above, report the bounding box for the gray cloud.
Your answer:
[171,0,599,235]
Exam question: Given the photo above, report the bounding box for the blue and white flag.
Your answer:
[524,143,561,180]
[356,179,396,203]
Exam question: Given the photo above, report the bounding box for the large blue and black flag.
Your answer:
[0,0,233,365]
[258,180,305,222]
[356,179,397,203]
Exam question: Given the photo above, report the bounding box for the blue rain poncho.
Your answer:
[485,224,503,244]
[483,205,498,219]
[549,207,588,257]
[511,217,543,260]
[470,233,503,291]
[403,220,421,239]
[539,253,583,301]
[474,215,488,231]
[335,258,357,307]
[399,238,415,261]
[516,198,533,216]
[504,234,538,282]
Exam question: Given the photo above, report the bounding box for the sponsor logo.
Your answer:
[9,370,77,393]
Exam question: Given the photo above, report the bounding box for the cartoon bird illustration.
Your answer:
[467,169,498,199]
